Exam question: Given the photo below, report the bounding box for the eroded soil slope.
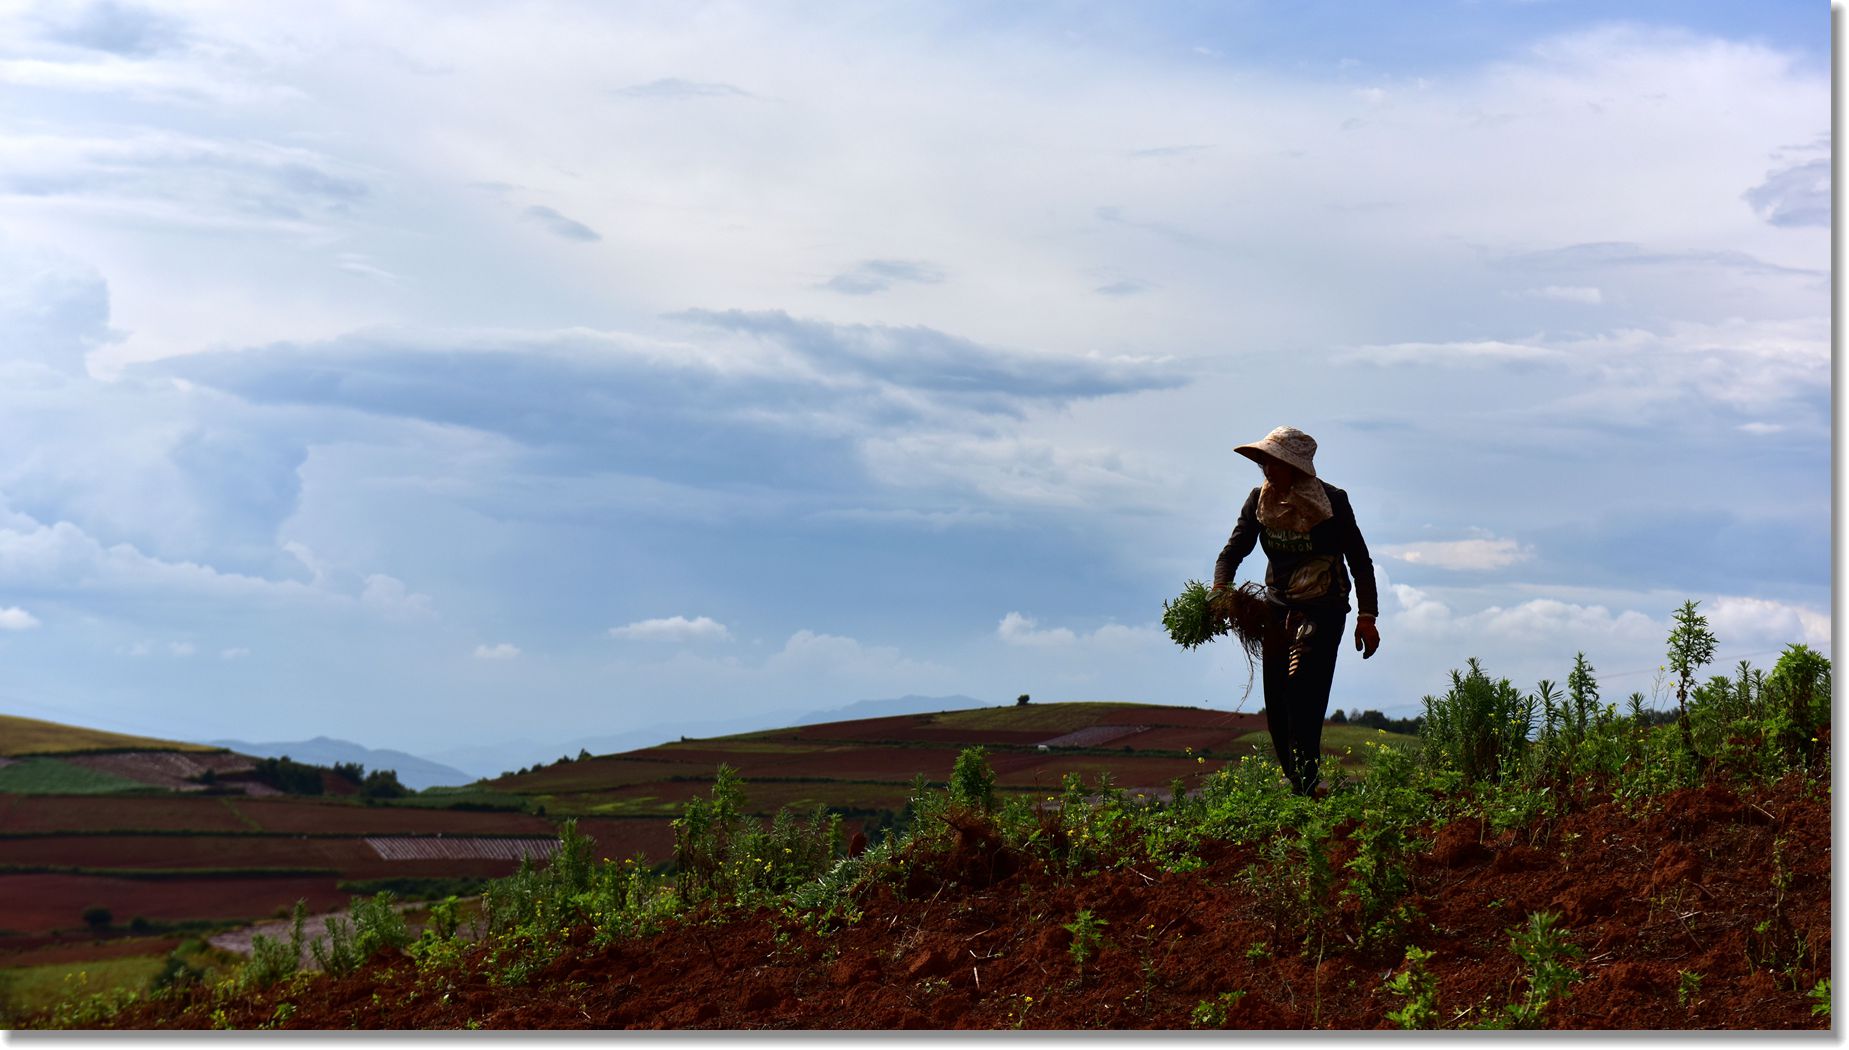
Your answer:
[108,773,1828,1030]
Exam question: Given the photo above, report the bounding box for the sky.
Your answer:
[0,1,1831,766]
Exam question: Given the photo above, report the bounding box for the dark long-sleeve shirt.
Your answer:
[1213,481,1378,617]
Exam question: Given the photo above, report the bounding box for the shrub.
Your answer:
[949,747,997,813]
[243,900,307,990]
[80,905,111,931]
[1419,658,1531,785]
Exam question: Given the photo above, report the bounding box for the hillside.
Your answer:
[83,742,1834,1031]
[0,714,226,758]
[207,737,473,792]
[5,699,1363,1023]
[477,701,1330,855]
[11,668,1834,1030]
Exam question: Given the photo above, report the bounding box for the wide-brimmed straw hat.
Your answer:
[1235,426,1318,478]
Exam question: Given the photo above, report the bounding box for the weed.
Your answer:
[1491,911,1581,1029]
[1008,993,1036,1029]
[1808,978,1830,1018]
[1676,970,1702,1010]
[1063,909,1107,974]
[949,746,998,813]
[1384,945,1439,1029]
[1420,658,1532,784]
[1189,990,1246,1028]
[243,899,307,991]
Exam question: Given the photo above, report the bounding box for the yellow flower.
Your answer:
[1023,996,1033,1003]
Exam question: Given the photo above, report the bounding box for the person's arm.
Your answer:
[1335,489,1381,657]
[1212,489,1261,589]
[1337,489,1378,619]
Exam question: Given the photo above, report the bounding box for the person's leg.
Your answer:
[1286,610,1347,793]
[1261,611,1300,790]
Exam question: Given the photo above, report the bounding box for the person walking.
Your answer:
[1212,426,1380,796]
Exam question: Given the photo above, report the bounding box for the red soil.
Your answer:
[225,799,554,836]
[0,874,349,936]
[104,773,1828,1031]
[0,834,374,871]
[572,819,676,863]
[0,795,253,834]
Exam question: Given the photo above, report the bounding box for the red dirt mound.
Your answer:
[99,771,1828,1031]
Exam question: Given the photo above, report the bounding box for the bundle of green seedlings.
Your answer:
[1162,579,1271,653]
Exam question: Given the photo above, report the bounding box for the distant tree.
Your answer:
[1017,694,1030,706]
[360,769,409,800]
[331,761,366,785]
[1346,709,1423,735]
[82,905,112,931]
[251,756,325,796]
[1327,709,1347,725]
[578,748,593,761]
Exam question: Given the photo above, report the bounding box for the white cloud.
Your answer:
[1383,537,1533,570]
[219,647,250,660]
[473,642,521,660]
[861,432,1173,511]
[996,613,1161,649]
[168,641,195,657]
[766,629,938,680]
[1705,596,1829,649]
[1516,285,1603,304]
[1341,339,1562,366]
[996,611,1076,647]
[360,573,434,618]
[1737,421,1786,435]
[608,615,732,642]
[0,606,39,630]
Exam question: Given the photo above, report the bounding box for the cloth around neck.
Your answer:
[1256,475,1334,533]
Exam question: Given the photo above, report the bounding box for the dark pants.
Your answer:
[1261,605,1346,795]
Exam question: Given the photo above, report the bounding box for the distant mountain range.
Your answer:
[210,695,998,788]
[207,735,476,791]
[422,694,998,781]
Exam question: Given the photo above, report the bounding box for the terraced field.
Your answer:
[4,700,1414,1018]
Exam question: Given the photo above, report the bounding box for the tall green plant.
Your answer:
[1420,658,1531,784]
[1566,652,1599,742]
[1768,643,1831,765]
[1666,600,1717,759]
[949,747,997,813]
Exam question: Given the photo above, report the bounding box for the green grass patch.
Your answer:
[0,714,221,758]
[0,758,152,795]
[383,790,531,812]
[1318,725,1420,754]
[0,954,166,1025]
[336,876,489,900]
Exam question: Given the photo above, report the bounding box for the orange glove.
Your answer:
[1354,618,1380,659]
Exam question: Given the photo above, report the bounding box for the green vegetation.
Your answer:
[385,788,531,812]
[0,955,168,1026]
[0,757,153,795]
[12,601,1830,1030]
[0,714,221,757]
[336,876,489,901]
[1062,909,1106,974]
